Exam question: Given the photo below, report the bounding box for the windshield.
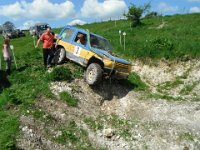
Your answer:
[90,34,112,52]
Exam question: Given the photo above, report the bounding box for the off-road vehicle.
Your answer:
[2,29,17,39]
[54,26,131,85]
[15,29,26,37]
[29,23,50,38]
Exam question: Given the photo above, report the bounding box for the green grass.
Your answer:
[80,13,200,60]
[55,120,106,150]
[0,111,19,150]
[0,33,81,148]
[59,91,79,107]
[149,92,183,101]
[178,132,197,142]
[0,34,53,148]
[128,72,149,91]
[180,81,199,95]
[48,66,72,81]
[157,77,184,91]
[84,117,104,131]
[84,114,137,140]
[1,13,200,148]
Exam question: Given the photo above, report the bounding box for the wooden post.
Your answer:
[123,32,126,51]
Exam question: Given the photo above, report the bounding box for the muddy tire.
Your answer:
[85,63,102,85]
[53,48,66,64]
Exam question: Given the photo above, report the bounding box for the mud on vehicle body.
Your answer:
[54,25,131,85]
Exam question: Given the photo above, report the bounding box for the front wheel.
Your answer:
[53,48,66,64]
[85,63,102,85]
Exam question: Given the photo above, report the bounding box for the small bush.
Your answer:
[84,117,103,131]
[144,37,174,59]
[59,91,78,107]
[145,11,160,19]
[128,72,148,91]
[48,66,72,81]
[73,66,84,78]
[56,121,78,144]
[55,121,93,147]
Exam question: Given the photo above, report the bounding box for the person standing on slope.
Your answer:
[35,27,54,68]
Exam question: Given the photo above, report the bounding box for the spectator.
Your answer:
[35,27,54,68]
[2,36,12,75]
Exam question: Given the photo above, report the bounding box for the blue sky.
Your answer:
[0,0,200,29]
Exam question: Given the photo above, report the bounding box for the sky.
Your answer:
[0,0,200,30]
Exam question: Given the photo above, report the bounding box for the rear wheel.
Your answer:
[85,63,102,85]
[53,48,66,64]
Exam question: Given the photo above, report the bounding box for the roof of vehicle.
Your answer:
[63,25,105,39]
[29,23,50,30]
[3,29,14,32]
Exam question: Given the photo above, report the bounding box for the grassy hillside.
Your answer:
[80,13,200,60]
[0,34,51,149]
[0,13,200,149]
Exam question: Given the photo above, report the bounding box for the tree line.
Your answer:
[0,21,15,34]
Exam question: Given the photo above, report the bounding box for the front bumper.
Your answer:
[104,67,131,79]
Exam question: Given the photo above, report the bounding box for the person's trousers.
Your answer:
[4,57,11,70]
[43,48,54,67]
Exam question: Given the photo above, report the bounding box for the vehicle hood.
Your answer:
[93,48,130,65]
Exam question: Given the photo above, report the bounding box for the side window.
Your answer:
[61,28,74,40]
[75,32,87,45]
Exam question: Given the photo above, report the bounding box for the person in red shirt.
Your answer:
[35,27,54,68]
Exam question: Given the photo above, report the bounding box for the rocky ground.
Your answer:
[17,59,200,150]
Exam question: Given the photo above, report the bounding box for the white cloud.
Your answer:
[80,0,127,20]
[67,19,86,26]
[0,2,25,19]
[158,2,179,13]
[19,20,39,30]
[0,0,75,20]
[189,7,200,13]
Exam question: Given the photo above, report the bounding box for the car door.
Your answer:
[59,28,77,60]
[70,32,90,65]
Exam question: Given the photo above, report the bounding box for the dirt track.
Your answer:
[17,60,200,150]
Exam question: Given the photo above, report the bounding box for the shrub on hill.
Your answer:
[124,3,150,27]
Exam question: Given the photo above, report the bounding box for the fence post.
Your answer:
[119,30,122,46]
[123,32,126,51]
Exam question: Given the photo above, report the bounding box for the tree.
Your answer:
[2,21,15,31]
[0,25,3,34]
[125,3,151,27]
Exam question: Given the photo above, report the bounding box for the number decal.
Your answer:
[74,46,81,56]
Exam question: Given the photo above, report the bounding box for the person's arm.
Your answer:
[35,32,45,48]
[35,38,41,48]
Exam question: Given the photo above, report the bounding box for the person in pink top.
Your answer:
[35,27,54,68]
[2,36,12,74]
